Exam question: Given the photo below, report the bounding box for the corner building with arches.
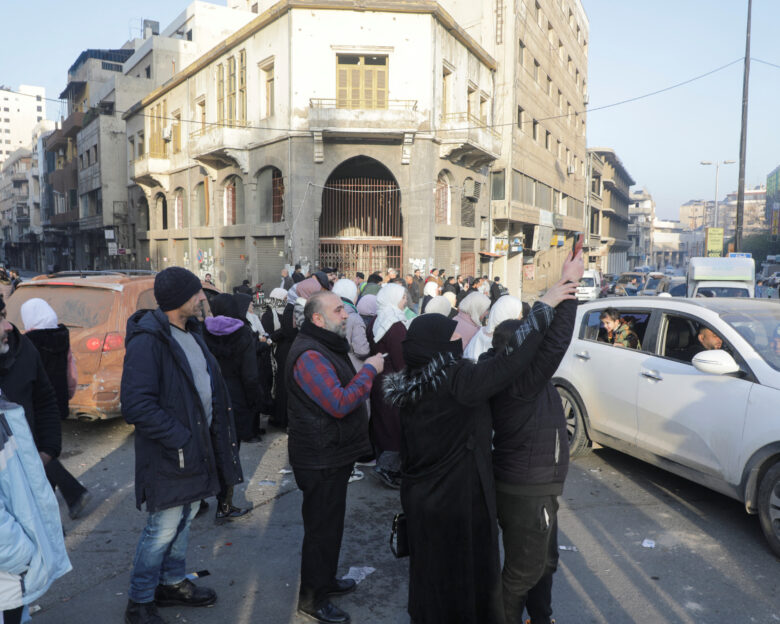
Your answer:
[124,0,505,292]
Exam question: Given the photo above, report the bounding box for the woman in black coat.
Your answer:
[383,280,575,624]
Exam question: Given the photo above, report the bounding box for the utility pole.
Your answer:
[735,0,752,252]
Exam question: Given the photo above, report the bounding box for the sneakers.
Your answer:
[348,468,364,483]
[68,490,92,520]
[154,578,217,607]
[371,467,401,489]
[125,600,166,624]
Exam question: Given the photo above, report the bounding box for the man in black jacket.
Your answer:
[121,267,243,624]
[487,251,583,624]
[286,291,385,624]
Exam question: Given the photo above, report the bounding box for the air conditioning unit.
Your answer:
[463,179,481,201]
[567,165,576,176]
[162,127,172,142]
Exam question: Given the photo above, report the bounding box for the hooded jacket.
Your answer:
[120,308,243,512]
[0,325,61,458]
[0,398,71,610]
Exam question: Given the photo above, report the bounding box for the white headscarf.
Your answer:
[443,291,457,309]
[21,298,58,331]
[423,281,439,298]
[459,292,491,327]
[332,278,358,304]
[373,283,409,342]
[463,295,524,361]
[423,295,452,316]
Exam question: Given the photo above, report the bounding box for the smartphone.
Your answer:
[382,353,390,358]
[572,232,583,257]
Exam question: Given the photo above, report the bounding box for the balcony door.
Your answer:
[336,55,388,109]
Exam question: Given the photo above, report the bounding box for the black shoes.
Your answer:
[68,490,92,520]
[326,578,356,596]
[297,600,351,623]
[215,503,252,524]
[125,600,166,624]
[154,579,217,607]
[372,467,401,489]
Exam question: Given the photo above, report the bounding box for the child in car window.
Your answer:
[599,308,641,349]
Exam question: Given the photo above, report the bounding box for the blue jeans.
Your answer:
[129,503,198,603]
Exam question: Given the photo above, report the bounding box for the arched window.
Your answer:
[223,176,245,225]
[173,188,188,229]
[155,194,168,230]
[256,167,283,223]
[435,171,451,225]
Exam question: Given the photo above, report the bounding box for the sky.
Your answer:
[1,1,778,220]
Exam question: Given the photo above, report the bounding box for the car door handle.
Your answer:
[641,370,663,381]
[575,351,591,361]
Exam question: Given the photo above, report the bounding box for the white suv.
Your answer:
[575,270,601,302]
[554,297,780,556]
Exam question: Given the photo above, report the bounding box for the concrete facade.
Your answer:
[126,1,500,293]
[0,85,46,166]
[0,149,32,267]
[588,147,633,275]
[628,188,655,268]
[652,218,685,269]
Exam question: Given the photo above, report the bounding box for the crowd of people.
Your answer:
[0,254,584,624]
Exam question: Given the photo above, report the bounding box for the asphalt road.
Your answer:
[30,419,779,624]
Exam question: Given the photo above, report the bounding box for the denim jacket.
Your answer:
[0,398,71,610]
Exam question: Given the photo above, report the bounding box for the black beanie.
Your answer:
[314,271,331,290]
[154,267,203,312]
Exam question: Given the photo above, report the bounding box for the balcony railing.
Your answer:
[309,99,418,111]
[441,112,501,139]
[189,120,249,139]
[438,112,502,166]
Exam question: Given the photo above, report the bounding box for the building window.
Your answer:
[145,65,151,79]
[36,106,41,112]
[93,145,98,163]
[533,120,539,142]
[172,112,181,153]
[491,170,505,201]
[251,2,258,12]
[442,66,452,118]
[259,60,274,118]
[128,137,135,162]
[37,116,42,122]
[226,56,236,127]
[238,49,247,125]
[336,54,388,109]
[272,169,284,222]
[174,188,188,229]
[545,130,552,151]
[216,63,225,125]
[535,2,543,28]
[137,131,145,158]
[556,139,562,159]
[533,60,540,83]
[558,89,563,109]
[197,99,206,134]
[467,85,477,119]
[517,106,525,131]
[518,39,525,67]
[546,76,552,96]
[479,95,488,125]
[435,172,451,224]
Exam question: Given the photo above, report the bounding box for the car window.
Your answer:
[7,285,116,329]
[582,308,652,351]
[721,307,780,371]
[644,277,661,290]
[669,283,687,297]
[136,289,157,311]
[696,287,750,298]
[579,277,595,287]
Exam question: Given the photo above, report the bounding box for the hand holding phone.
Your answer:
[571,232,584,257]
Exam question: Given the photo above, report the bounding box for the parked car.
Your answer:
[656,275,687,297]
[5,271,219,420]
[553,297,780,555]
[613,272,646,296]
[637,272,666,296]
[576,270,601,302]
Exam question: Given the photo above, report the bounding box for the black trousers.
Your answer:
[293,463,352,610]
[3,606,23,624]
[496,490,560,624]
[46,457,87,508]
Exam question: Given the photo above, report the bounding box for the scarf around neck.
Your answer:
[300,319,350,355]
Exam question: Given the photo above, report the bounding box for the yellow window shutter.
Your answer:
[337,67,348,107]
[350,68,361,109]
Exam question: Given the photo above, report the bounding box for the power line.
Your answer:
[6,57,744,135]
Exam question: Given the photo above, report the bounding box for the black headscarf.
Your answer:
[210,293,243,321]
[234,293,253,319]
[402,313,463,370]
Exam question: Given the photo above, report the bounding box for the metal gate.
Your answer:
[319,178,402,273]
[460,238,476,277]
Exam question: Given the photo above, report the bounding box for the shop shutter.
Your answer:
[435,237,453,274]
[254,236,285,292]
[222,237,247,291]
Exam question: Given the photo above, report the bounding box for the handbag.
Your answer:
[390,512,409,558]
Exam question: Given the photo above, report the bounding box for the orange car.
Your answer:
[5,271,219,420]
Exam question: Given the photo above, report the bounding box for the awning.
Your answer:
[479,251,503,258]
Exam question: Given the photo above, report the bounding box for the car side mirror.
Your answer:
[692,350,740,375]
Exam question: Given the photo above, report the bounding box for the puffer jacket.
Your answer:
[0,398,71,610]
[342,299,370,370]
[121,308,243,512]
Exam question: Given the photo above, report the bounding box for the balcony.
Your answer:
[438,112,501,168]
[79,214,103,230]
[308,99,423,138]
[11,170,28,182]
[189,122,264,171]
[131,153,170,189]
[49,209,79,227]
[45,129,67,153]
[62,111,85,139]
[49,162,78,194]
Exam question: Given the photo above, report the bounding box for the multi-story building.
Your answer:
[720,186,766,238]
[0,85,46,166]
[652,218,685,268]
[587,148,633,274]
[628,188,655,268]
[0,149,32,267]
[585,149,603,269]
[125,0,502,292]
[484,0,589,296]
[679,199,713,230]
[46,4,256,271]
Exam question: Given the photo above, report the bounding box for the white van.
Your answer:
[687,257,755,298]
[576,270,601,302]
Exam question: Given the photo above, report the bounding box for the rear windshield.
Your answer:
[579,278,595,287]
[644,277,662,290]
[6,286,116,329]
[696,287,750,298]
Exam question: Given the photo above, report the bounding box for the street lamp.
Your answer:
[700,160,736,229]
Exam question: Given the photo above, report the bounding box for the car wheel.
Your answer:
[758,461,780,558]
[557,386,590,458]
